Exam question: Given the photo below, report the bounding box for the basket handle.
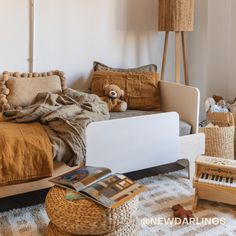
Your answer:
[207,111,235,127]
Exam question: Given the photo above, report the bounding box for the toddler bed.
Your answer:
[86,80,204,179]
[0,67,204,198]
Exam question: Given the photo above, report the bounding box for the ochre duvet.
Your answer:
[0,89,109,186]
[0,112,53,186]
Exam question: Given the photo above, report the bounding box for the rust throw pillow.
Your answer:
[91,71,160,111]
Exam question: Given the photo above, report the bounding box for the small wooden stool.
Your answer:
[47,220,137,236]
[45,186,138,235]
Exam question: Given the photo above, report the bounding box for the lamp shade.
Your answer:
[158,0,194,32]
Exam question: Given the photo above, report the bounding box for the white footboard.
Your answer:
[160,81,200,134]
[86,112,179,173]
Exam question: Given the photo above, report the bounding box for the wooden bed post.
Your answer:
[29,0,35,73]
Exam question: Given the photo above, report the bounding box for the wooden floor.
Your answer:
[0,162,184,212]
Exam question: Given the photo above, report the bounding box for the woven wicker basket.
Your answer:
[45,187,138,235]
[200,112,235,160]
[46,220,137,236]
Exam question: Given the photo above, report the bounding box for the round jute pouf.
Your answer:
[45,186,138,235]
[47,219,137,236]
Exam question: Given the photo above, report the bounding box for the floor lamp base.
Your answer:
[160,31,189,86]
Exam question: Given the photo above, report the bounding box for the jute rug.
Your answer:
[1,170,236,236]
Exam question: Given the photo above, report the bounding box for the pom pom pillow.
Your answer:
[0,70,66,111]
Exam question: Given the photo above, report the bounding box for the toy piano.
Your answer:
[193,155,236,210]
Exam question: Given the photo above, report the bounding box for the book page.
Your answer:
[49,166,111,191]
[81,174,145,208]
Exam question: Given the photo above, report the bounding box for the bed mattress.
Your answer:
[110,110,192,136]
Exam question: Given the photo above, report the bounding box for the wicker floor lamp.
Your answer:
[158,0,194,85]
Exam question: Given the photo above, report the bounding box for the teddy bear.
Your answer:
[101,82,127,112]
[171,204,194,222]
[213,94,224,103]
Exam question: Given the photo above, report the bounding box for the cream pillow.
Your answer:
[0,70,66,111]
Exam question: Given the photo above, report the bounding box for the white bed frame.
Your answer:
[0,81,205,198]
[86,112,179,173]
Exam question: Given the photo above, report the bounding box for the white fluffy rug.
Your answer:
[1,170,236,236]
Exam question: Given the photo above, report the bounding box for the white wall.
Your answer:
[206,0,231,99]
[0,0,29,71]
[1,0,234,121]
[35,0,183,90]
[0,0,178,90]
[187,0,208,121]
[188,0,236,120]
[228,0,236,100]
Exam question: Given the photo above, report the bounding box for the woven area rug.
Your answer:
[1,170,236,236]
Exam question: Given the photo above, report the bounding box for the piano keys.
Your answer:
[196,173,236,187]
[193,155,236,211]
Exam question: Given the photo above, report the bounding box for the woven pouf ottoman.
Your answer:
[45,186,138,235]
[47,219,137,236]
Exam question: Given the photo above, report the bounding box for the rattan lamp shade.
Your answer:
[158,0,194,32]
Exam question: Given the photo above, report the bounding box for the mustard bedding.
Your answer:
[0,89,109,186]
[0,112,53,186]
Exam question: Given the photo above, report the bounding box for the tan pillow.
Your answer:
[91,71,160,111]
[0,70,66,111]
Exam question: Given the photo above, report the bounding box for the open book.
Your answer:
[49,166,145,208]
